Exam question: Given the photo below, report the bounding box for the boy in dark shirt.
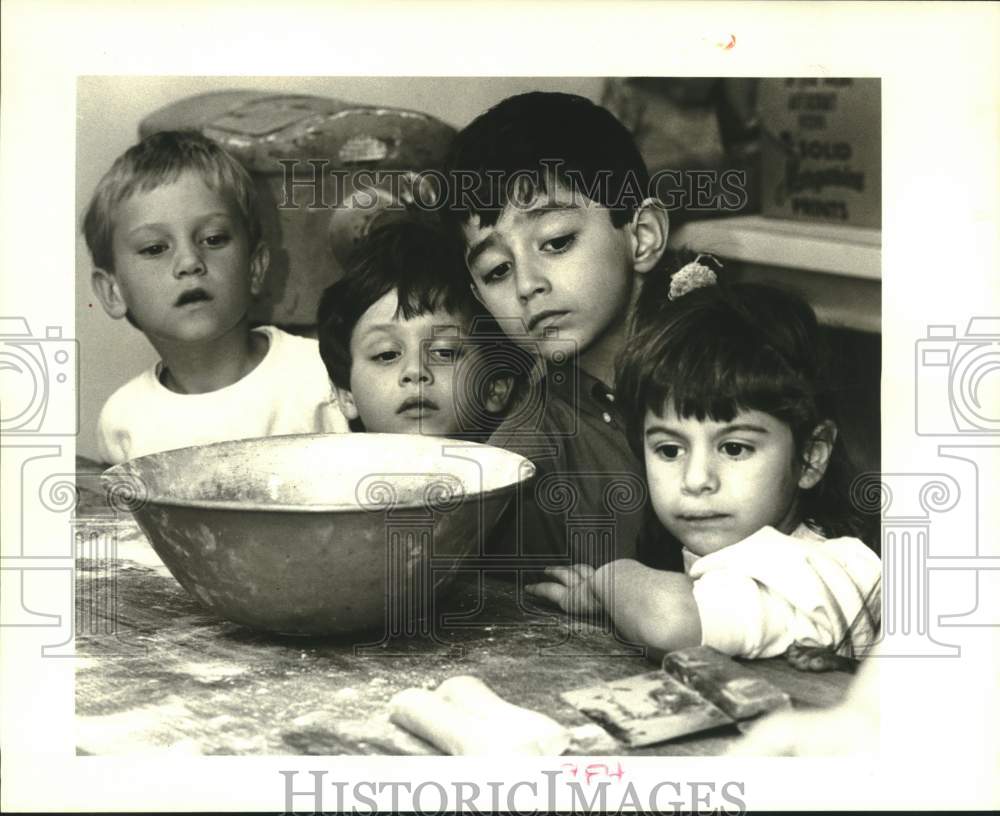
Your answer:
[444,92,676,571]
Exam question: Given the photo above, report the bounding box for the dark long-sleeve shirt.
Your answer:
[483,357,681,575]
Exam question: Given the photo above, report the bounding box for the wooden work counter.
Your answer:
[73,458,855,756]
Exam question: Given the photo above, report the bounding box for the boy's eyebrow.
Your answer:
[466,235,496,268]
[357,323,402,334]
[126,213,233,236]
[527,202,581,214]
[357,321,463,337]
[465,204,581,267]
[428,325,462,337]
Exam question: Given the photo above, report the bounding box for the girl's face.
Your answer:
[644,403,810,557]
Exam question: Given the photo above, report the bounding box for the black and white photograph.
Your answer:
[71,74,885,760]
[2,2,998,813]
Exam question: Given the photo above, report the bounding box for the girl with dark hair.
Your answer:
[527,261,881,664]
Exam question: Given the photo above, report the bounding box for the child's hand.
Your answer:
[785,641,857,673]
[525,564,604,617]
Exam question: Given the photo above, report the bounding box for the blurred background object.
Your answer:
[602,77,761,226]
[140,91,457,326]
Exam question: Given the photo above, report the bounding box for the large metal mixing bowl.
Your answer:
[103,433,534,636]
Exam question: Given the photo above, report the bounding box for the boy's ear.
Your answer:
[249,242,270,297]
[483,375,515,414]
[628,198,669,275]
[333,384,359,422]
[91,268,129,320]
[798,420,838,489]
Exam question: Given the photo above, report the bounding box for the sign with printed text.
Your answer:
[760,78,881,229]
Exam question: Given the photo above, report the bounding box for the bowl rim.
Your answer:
[101,433,536,513]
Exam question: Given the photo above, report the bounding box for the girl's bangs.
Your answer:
[645,330,806,425]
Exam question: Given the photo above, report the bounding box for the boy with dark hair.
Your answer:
[317,218,519,439]
[444,91,674,569]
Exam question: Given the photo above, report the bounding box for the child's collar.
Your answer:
[541,358,626,431]
[544,357,615,403]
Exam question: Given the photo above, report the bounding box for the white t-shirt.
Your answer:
[683,524,882,660]
[97,325,349,464]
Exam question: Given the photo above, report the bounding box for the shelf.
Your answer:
[669,215,881,281]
